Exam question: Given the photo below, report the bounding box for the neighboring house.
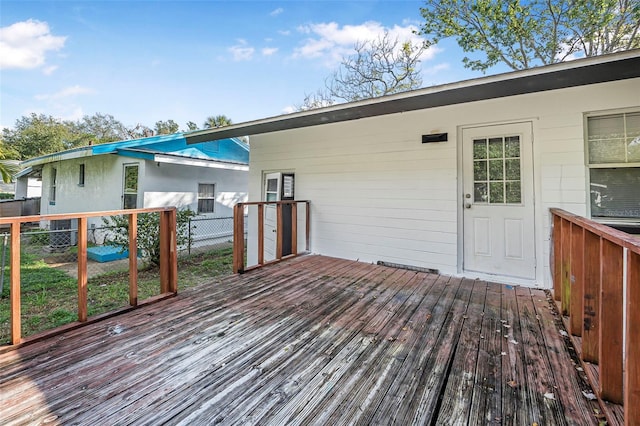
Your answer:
[18,133,249,246]
[185,50,640,287]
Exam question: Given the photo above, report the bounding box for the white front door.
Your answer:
[263,172,281,261]
[462,122,536,280]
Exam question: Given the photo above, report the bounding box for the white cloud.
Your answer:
[278,30,291,36]
[262,47,278,56]
[0,19,67,70]
[294,21,438,67]
[270,8,284,17]
[282,105,296,114]
[34,85,94,101]
[228,39,255,61]
[42,65,58,75]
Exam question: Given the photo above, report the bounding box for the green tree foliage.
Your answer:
[1,114,76,160]
[185,121,199,131]
[75,113,129,144]
[154,119,180,135]
[419,0,640,72]
[204,115,233,129]
[103,209,196,266]
[0,142,20,183]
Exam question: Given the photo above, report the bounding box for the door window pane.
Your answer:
[472,135,522,204]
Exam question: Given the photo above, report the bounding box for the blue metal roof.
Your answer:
[21,133,249,168]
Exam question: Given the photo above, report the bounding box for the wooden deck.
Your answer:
[0,255,601,425]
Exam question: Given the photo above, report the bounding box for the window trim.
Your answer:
[78,164,85,186]
[584,107,640,223]
[49,167,57,205]
[197,183,216,214]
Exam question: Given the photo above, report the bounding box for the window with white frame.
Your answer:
[587,111,640,221]
[49,167,57,205]
[198,183,215,214]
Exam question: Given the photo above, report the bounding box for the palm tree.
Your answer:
[203,115,233,129]
[0,143,19,183]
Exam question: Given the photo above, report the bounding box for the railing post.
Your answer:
[158,210,177,294]
[276,203,283,260]
[625,250,640,425]
[77,217,88,322]
[257,204,264,266]
[10,221,21,345]
[552,213,562,301]
[291,202,297,255]
[305,201,310,251]
[129,213,138,306]
[233,203,245,273]
[599,239,624,404]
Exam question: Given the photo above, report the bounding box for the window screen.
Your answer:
[198,183,215,213]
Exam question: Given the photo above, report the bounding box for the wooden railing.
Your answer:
[1,207,178,346]
[551,208,640,426]
[233,200,310,273]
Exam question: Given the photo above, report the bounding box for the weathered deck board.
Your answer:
[0,255,600,425]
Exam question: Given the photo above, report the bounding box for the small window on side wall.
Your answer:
[198,183,215,214]
[49,167,57,205]
[79,164,85,186]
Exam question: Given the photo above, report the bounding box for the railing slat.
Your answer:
[569,223,584,336]
[626,250,640,426]
[276,204,283,260]
[582,230,601,363]
[77,217,88,322]
[159,211,169,294]
[129,213,138,306]
[168,209,178,293]
[561,218,571,315]
[599,239,624,404]
[10,221,21,345]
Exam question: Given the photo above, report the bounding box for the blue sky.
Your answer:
[0,0,504,131]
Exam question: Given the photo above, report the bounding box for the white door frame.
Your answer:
[457,120,543,286]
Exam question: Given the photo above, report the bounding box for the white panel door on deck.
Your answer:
[462,123,536,280]
[263,172,281,261]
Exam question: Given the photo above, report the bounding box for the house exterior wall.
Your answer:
[247,78,640,287]
[143,161,248,217]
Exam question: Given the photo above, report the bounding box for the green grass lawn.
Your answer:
[0,245,234,345]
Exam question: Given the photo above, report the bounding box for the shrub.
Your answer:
[102,209,195,266]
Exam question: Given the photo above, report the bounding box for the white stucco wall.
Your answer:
[247,78,640,288]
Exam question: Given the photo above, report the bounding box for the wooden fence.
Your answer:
[551,208,640,425]
[1,208,178,346]
[233,201,310,273]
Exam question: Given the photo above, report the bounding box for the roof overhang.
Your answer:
[185,49,640,144]
[154,154,249,171]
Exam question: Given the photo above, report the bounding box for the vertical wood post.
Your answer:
[257,204,264,266]
[582,230,601,363]
[305,201,310,251]
[625,250,640,426]
[159,211,169,294]
[291,202,298,255]
[129,213,138,306]
[168,209,177,293]
[599,239,624,404]
[233,203,245,273]
[569,223,584,336]
[552,214,562,301]
[10,221,21,345]
[77,217,88,322]
[560,218,571,315]
[276,203,283,260]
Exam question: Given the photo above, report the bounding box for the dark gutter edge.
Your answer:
[185,54,640,144]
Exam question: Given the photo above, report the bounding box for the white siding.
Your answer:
[248,78,640,287]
